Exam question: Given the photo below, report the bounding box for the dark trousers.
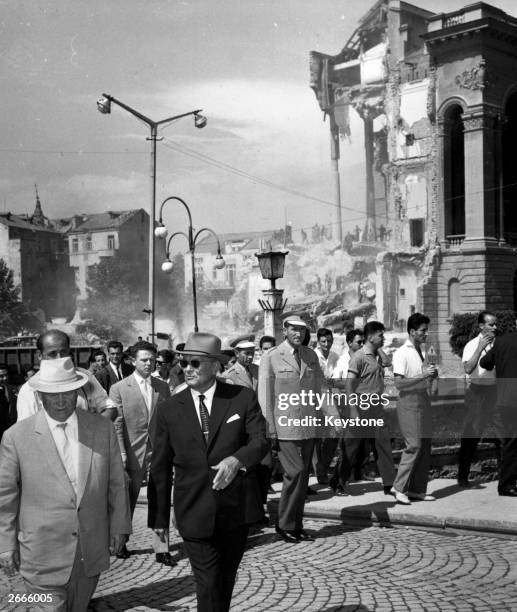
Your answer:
[183,526,249,612]
[313,438,338,482]
[277,438,315,531]
[256,448,273,505]
[393,392,432,495]
[330,432,395,490]
[496,405,517,492]
[458,384,501,482]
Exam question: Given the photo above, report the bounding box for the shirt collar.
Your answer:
[190,381,217,401]
[44,409,78,431]
[133,370,150,386]
[362,345,376,356]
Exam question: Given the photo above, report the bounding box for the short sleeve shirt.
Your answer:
[392,339,424,379]
[462,334,496,385]
[347,346,384,394]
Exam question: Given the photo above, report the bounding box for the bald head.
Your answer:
[37,330,71,360]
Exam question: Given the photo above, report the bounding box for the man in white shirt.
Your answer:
[109,341,171,564]
[391,313,438,505]
[458,311,499,487]
[313,328,341,484]
[17,330,115,422]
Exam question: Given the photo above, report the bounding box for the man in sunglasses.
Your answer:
[148,332,268,612]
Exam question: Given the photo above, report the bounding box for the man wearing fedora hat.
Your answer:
[148,332,268,612]
[258,314,325,543]
[0,357,131,611]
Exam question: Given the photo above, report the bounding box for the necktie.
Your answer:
[293,348,301,369]
[117,367,122,381]
[142,379,152,411]
[198,394,210,442]
[56,423,77,494]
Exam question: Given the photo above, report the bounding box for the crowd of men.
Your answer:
[1,308,516,611]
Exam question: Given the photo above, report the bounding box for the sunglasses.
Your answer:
[179,358,211,369]
[155,360,166,365]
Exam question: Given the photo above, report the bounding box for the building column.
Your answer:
[461,106,499,249]
[363,115,377,242]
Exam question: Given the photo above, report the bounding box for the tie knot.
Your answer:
[199,394,205,402]
[57,423,67,431]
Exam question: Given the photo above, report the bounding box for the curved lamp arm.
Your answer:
[165,231,189,258]
[158,196,193,230]
[193,227,223,255]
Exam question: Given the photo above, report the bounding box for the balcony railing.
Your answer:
[445,234,465,248]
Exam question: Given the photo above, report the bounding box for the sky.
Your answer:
[2,0,517,242]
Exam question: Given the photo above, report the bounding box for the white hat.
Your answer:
[29,357,89,393]
[230,334,256,350]
[282,314,308,328]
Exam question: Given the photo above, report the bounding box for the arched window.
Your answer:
[443,105,465,240]
[448,278,461,317]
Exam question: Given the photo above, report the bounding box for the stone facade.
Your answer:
[311,0,517,367]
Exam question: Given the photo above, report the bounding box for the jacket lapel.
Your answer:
[280,341,300,373]
[299,346,308,378]
[127,375,149,424]
[34,410,76,501]
[178,390,206,450]
[75,409,93,505]
[207,383,231,450]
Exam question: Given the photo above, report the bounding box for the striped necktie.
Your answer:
[198,394,210,442]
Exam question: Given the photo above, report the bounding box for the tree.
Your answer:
[77,253,147,344]
[0,259,43,337]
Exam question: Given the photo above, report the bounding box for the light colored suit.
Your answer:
[110,373,171,553]
[0,409,131,588]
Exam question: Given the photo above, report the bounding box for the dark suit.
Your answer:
[0,384,17,441]
[480,333,517,492]
[95,362,134,395]
[148,381,268,612]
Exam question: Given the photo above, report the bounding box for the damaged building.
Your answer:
[310,0,517,369]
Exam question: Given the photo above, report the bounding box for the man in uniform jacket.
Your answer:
[0,357,131,611]
[109,340,172,564]
[258,315,326,543]
[148,332,268,612]
[224,335,258,390]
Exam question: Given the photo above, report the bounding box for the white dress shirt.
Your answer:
[43,410,79,494]
[133,371,153,413]
[190,382,217,428]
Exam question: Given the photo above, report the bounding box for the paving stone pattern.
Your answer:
[2,506,517,611]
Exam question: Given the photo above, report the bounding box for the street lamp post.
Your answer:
[155,196,225,332]
[96,93,207,341]
[255,250,289,344]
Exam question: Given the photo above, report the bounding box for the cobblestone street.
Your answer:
[3,506,517,612]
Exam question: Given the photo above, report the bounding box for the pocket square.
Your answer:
[226,414,240,423]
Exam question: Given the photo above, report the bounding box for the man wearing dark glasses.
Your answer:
[148,332,268,612]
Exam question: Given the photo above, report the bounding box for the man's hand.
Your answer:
[109,534,128,556]
[0,550,19,577]
[423,365,438,379]
[211,456,242,490]
[479,334,494,351]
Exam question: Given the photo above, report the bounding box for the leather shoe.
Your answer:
[306,486,318,496]
[332,485,349,496]
[390,487,411,505]
[384,485,393,495]
[275,526,299,543]
[116,545,131,560]
[155,552,176,566]
[294,529,315,542]
[499,488,517,497]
